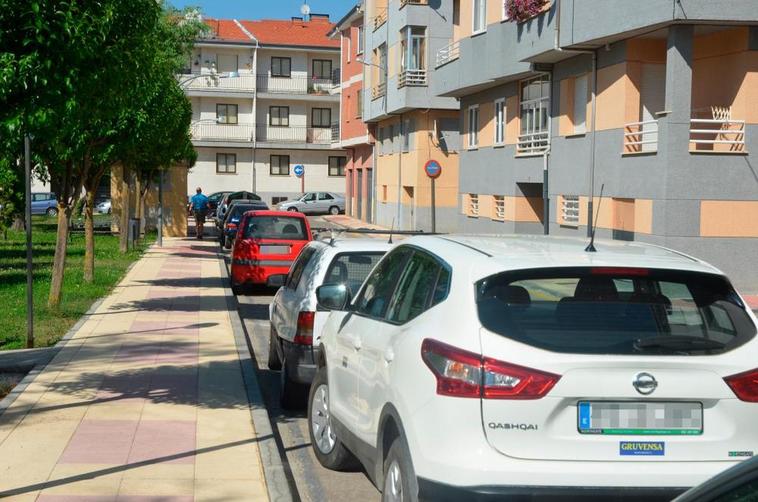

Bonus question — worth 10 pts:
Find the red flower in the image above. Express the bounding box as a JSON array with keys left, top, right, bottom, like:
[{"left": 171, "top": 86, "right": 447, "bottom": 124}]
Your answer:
[{"left": 505, "top": 0, "right": 548, "bottom": 22}]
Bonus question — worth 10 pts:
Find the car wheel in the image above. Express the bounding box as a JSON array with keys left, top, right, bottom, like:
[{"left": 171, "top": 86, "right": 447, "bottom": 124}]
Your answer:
[
  {"left": 231, "top": 284, "right": 243, "bottom": 296},
  {"left": 382, "top": 436, "right": 419, "bottom": 502},
  {"left": 224, "top": 236, "right": 232, "bottom": 249},
  {"left": 308, "top": 367, "right": 358, "bottom": 470},
  {"left": 267, "top": 326, "right": 282, "bottom": 370},
  {"left": 46, "top": 207, "right": 58, "bottom": 217},
  {"left": 280, "top": 356, "right": 307, "bottom": 409},
  {"left": 107, "top": 208, "right": 111, "bottom": 214},
  {"left": 329, "top": 206, "right": 340, "bottom": 215},
  {"left": 288, "top": 207, "right": 298, "bottom": 212}
]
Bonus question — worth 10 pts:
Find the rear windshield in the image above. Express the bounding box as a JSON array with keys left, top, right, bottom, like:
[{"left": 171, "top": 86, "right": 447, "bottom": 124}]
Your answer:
[
  {"left": 476, "top": 267, "right": 756, "bottom": 355},
  {"left": 228, "top": 205, "right": 255, "bottom": 221},
  {"left": 243, "top": 216, "right": 307, "bottom": 240},
  {"left": 324, "top": 252, "right": 385, "bottom": 295}
]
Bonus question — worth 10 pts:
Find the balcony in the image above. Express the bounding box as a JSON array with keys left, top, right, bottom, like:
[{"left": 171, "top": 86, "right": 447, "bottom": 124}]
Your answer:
[
  {"left": 400, "top": 0, "right": 428, "bottom": 6},
  {"left": 191, "top": 123, "right": 253, "bottom": 143},
  {"left": 255, "top": 125, "right": 331, "bottom": 145},
  {"left": 178, "top": 73, "right": 256, "bottom": 93},
  {"left": 398, "top": 69, "right": 427, "bottom": 88},
  {"left": 373, "top": 9, "right": 387, "bottom": 30},
  {"left": 435, "top": 40, "right": 460, "bottom": 68},
  {"left": 256, "top": 75, "right": 335, "bottom": 96},
  {"left": 516, "top": 131, "right": 550, "bottom": 156},
  {"left": 331, "top": 122, "right": 340, "bottom": 143},
  {"left": 623, "top": 119, "right": 659, "bottom": 153},
  {"left": 372, "top": 82, "right": 387, "bottom": 100},
  {"left": 690, "top": 118, "right": 746, "bottom": 153}
]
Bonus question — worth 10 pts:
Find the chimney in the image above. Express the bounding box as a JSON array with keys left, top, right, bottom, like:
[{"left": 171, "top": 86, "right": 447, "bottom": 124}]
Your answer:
[
  {"left": 291, "top": 16, "right": 303, "bottom": 23},
  {"left": 309, "top": 14, "right": 330, "bottom": 23}
]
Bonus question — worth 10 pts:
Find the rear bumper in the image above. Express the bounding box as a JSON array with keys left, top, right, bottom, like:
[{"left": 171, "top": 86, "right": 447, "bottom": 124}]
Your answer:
[
  {"left": 417, "top": 479, "right": 685, "bottom": 502},
  {"left": 282, "top": 340, "right": 318, "bottom": 385},
  {"left": 231, "top": 263, "right": 291, "bottom": 286}
]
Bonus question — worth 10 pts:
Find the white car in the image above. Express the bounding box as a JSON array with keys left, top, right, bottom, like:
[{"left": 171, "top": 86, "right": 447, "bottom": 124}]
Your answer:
[
  {"left": 308, "top": 235, "right": 758, "bottom": 501},
  {"left": 269, "top": 238, "right": 391, "bottom": 408}
]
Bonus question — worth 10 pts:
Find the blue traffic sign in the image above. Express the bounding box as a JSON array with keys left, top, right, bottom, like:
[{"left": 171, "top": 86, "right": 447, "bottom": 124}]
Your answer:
[
  {"left": 293, "top": 164, "right": 305, "bottom": 177},
  {"left": 424, "top": 159, "right": 442, "bottom": 179}
]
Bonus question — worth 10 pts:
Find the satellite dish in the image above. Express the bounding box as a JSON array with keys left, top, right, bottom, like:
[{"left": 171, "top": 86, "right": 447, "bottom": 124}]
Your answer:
[{"left": 300, "top": 3, "right": 311, "bottom": 17}]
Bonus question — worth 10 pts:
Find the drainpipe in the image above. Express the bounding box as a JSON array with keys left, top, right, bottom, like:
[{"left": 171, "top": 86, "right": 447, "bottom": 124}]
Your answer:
[
  {"left": 235, "top": 19, "right": 259, "bottom": 194},
  {"left": 397, "top": 112, "right": 403, "bottom": 229}
]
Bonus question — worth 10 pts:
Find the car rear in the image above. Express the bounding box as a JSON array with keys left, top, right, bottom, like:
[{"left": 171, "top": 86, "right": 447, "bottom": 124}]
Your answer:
[
  {"left": 414, "top": 264, "right": 758, "bottom": 498},
  {"left": 230, "top": 210, "right": 311, "bottom": 287}
]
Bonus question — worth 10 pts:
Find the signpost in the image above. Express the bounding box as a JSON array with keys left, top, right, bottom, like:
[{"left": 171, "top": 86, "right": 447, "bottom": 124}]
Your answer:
[
  {"left": 424, "top": 159, "right": 442, "bottom": 233},
  {"left": 294, "top": 164, "right": 305, "bottom": 193}
]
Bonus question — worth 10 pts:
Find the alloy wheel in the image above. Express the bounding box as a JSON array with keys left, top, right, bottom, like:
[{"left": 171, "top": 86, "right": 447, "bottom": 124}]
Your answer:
[
  {"left": 384, "top": 459, "right": 403, "bottom": 502},
  {"left": 310, "top": 383, "right": 336, "bottom": 454}
]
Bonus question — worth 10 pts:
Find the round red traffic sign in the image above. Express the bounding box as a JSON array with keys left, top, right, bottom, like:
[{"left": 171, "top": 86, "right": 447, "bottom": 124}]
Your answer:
[{"left": 424, "top": 159, "right": 442, "bottom": 179}]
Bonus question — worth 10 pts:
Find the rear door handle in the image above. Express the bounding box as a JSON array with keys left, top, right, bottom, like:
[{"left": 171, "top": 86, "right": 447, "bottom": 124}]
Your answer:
[
  {"left": 352, "top": 336, "right": 362, "bottom": 351},
  {"left": 384, "top": 348, "right": 394, "bottom": 364}
]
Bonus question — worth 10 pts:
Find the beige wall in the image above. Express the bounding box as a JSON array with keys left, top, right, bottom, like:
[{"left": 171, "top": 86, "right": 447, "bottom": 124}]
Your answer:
[{"left": 701, "top": 200, "right": 758, "bottom": 237}]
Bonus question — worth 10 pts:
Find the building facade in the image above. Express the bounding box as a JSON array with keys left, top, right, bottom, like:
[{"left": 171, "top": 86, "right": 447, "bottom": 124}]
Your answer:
[
  {"left": 432, "top": 0, "right": 758, "bottom": 292},
  {"left": 181, "top": 15, "right": 347, "bottom": 206}
]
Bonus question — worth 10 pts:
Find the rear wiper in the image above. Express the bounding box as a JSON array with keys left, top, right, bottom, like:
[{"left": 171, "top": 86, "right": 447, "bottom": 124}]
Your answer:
[{"left": 634, "top": 335, "right": 725, "bottom": 352}]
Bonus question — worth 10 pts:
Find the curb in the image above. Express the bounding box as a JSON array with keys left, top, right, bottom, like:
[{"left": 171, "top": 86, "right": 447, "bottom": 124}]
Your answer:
[{"left": 218, "top": 254, "right": 296, "bottom": 502}]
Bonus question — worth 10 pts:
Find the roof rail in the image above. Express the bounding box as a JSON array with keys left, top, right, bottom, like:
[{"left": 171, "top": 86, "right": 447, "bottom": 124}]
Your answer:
[{"left": 311, "top": 227, "right": 445, "bottom": 245}]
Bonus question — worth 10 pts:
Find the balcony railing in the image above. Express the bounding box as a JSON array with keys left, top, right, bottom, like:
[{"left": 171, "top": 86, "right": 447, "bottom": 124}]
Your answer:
[
  {"left": 516, "top": 131, "right": 549, "bottom": 155},
  {"left": 255, "top": 125, "right": 331, "bottom": 145},
  {"left": 331, "top": 68, "right": 341, "bottom": 88},
  {"left": 400, "top": 0, "right": 428, "bottom": 6},
  {"left": 374, "top": 9, "right": 387, "bottom": 30},
  {"left": 398, "top": 69, "right": 427, "bottom": 88},
  {"left": 331, "top": 122, "right": 340, "bottom": 143},
  {"left": 435, "top": 40, "right": 460, "bottom": 68},
  {"left": 623, "top": 119, "right": 659, "bottom": 153},
  {"left": 689, "top": 118, "right": 745, "bottom": 152},
  {"left": 191, "top": 123, "right": 254, "bottom": 142},
  {"left": 256, "top": 75, "right": 334, "bottom": 95},
  {"left": 372, "top": 81, "right": 387, "bottom": 99},
  {"left": 178, "top": 73, "right": 257, "bottom": 92}
]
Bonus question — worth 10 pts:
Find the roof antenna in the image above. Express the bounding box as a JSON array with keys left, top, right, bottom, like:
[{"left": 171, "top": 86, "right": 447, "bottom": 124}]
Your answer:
[
  {"left": 329, "top": 228, "right": 336, "bottom": 246},
  {"left": 585, "top": 183, "right": 604, "bottom": 253},
  {"left": 388, "top": 218, "right": 395, "bottom": 244}
]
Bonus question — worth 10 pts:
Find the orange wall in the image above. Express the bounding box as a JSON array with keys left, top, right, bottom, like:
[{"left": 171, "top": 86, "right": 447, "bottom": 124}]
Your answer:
[{"left": 701, "top": 201, "right": 758, "bottom": 237}]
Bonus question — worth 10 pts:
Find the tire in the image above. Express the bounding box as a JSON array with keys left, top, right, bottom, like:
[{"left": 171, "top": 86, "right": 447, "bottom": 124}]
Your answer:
[
  {"left": 224, "top": 236, "right": 232, "bottom": 249},
  {"left": 280, "top": 356, "right": 307, "bottom": 409},
  {"left": 231, "top": 284, "right": 243, "bottom": 296},
  {"left": 288, "top": 207, "right": 298, "bottom": 212},
  {"left": 328, "top": 206, "right": 340, "bottom": 215},
  {"left": 267, "top": 326, "right": 282, "bottom": 370},
  {"left": 382, "top": 436, "right": 419, "bottom": 502},
  {"left": 308, "top": 367, "right": 358, "bottom": 470},
  {"left": 46, "top": 207, "right": 58, "bottom": 217}
]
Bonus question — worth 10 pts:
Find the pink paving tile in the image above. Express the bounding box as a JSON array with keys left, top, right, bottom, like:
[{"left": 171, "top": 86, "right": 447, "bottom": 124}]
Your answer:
[
  {"left": 114, "top": 343, "right": 162, "bottom": 364},
  {"left": 156, "top": 342, "right": 199, "bottom": 364},
  {"left": 148, "top": 373, "right": 198, "bottom": 404},
  {"left": 96, "top": 373, "right": 151, "bottom": 401},
  {"left": 38, "top": 496, "right": 116, "bottom": 502},
  {"left": 129, "top": 321, "right": 167, "bottom": 333},
  {"left": 58, "top": 420, "right": 138, "bottom": 464},
  {"left": 127, "top": 420, "right": 197, "bottom": 465},
  {"left": 118, "top": 497, "right": 193, "bottom": 502}
]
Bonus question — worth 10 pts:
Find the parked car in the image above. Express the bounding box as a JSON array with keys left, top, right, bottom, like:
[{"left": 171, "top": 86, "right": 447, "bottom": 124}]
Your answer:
[
  {"left": 31, "top": 192, "right": 57, "bottom": 216},
  {"left": 95, "top": 199, "right": 111, "bottom": 214},
  {"left": 216, "top": 191, "right": 261, "bottom": 224},
  {"left": 269, "top": 238, "right": 391, "bottom": 408},
  {"left": 230, "top": 210, "right": 311, "bottom": 294},
  {"left": 674, "top": 455, "right": 758, "bottom": 502},
  {"left": 277, "top": 192, "right": 345, "bottom": 215},
  {"left": 207, "top": 191, "right": 231, "bottom": 218},
  {"left": 219, "top": 199, "right": 269, "bottom": 249},
  {"left": 309, "top": 235, "right": 758, "bottom": 501}
]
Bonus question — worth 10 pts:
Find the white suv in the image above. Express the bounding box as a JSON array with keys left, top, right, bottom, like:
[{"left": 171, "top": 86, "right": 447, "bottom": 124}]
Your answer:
[
  {"left": 269, "top": 238, "right": 390, "bottom": 408},
  {"left": 308, "top": 235, "right": 758, "bottom": 501}
]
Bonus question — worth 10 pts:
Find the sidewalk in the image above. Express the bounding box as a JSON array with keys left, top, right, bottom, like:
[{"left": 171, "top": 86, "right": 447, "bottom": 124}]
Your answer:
[
  {"left": 0, "top": 239, "right": 270, "bottom": 501},
  {"left": 322, "top": 215, "right": 387, "bottom": 232}
]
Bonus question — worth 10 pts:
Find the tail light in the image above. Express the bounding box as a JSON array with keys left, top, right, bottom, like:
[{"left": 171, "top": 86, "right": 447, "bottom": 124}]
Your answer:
[
  {"left": 421, "top": 338, "right": 560, "bottom": 400},
  {"left": 294, "top": 311, "right": 315, "bottom": 345},
  {"left": 226, "top": 222, "right": 237, "bottom": 230},
  {"left": 724, "top": 368, "right": 758, "bottom": 402}
]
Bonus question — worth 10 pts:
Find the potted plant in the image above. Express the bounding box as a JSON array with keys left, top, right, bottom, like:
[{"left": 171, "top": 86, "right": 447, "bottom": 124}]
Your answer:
[{"left": 504, "top": 0, "right": 549, "bottom": 23}]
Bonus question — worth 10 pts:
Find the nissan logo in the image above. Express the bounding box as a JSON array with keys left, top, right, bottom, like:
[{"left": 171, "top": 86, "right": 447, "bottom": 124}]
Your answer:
[{"left": 633, "top": 372, "right": 658, "bottom": 395}]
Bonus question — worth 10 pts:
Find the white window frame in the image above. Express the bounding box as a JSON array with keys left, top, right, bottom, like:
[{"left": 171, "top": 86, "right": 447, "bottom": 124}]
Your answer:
[
  {"left": 573, "top": 74, "right": 588, "bottom": 134},
  {"left": 502, "top": 0, "right": 510, "bottom": 21},
  {"left": 561, "top": 195, "right": 580, "bottom": 226},
  {"left": 518, "top": 73, "right": 551, "bottom": 154},
  {"left": 469, "top": 193, "right": 479, "bottom": 217},
  {"left": 494, "top": 98, "right": 506, "bottom": 145},
  {"left": 346, "top": 35, "right": 351, "bottom": 63},
  {"left": 357, "top": 26, "right": 364, "bottom": 55},
  {"left": 472, "top": 0, "right": 487, "bottom": 34},
  {"left": 467, "top": 105, "right": 479, "bottom": 149},
  {"left": 494, "top": 195, "right": 505, "bottom": 219}
]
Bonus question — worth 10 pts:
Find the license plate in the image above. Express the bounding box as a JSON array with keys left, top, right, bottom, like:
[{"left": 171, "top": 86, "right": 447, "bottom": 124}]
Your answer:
[
  {"left": 578, "top": 401, "right": 703, "bottom": 435},
  {"left": 260, "top": 245, "right": 289, "bottom": 254}
]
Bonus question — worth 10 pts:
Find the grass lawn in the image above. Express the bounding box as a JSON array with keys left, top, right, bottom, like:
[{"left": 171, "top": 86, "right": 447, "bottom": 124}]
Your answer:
[{"left": 0, "top": 215, "right": 154, "bottom": 350}]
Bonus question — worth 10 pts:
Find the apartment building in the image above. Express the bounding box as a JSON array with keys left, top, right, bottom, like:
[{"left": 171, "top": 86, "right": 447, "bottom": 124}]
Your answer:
[
  {"left": 180, "top": 15, "right": 346, "bottom": 205},
  {"left": 329, "top": 4, "right": 375, "bottom": 223},
  {"left": 361, "top": 0, "right": 461, "bottom": 232},
  {"left": 432, "top": 0, "right": 758, "bottom": 291}
]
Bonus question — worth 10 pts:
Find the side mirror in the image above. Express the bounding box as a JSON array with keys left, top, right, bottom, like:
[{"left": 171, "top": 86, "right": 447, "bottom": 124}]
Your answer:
[
  {"left": 266, "top": 274, "right": 286, "bottom": 288},
  {"left": 317, "top": 283, "right": 351, "bottom": 311}
]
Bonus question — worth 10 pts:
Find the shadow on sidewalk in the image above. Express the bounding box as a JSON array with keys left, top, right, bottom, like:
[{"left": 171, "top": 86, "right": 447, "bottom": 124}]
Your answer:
[
  {"left": 106, "top": 295, "right": 230, "bottom": 313},
  {"left": 136, "top": 277, "right": 227, "bottom": 289}
]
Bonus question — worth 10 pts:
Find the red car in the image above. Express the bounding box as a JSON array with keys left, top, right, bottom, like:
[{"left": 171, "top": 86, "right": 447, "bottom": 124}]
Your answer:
[{"left": 230, "top": 210, "right": 312, "bottom": 293}]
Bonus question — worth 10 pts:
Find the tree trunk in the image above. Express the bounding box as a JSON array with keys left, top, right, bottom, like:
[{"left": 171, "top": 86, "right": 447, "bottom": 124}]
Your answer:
[
  {"left": 11, "top": 216, "right": 24, "bottom": 231},
  {"left": 83, "top": 190, "right": 96, "bottom": 282},
  {"left": 119, "top": 166, "right": 130, "bottom": 253},
  {"left": 48, "top": 203, "right": 71, "bottom": 308}
]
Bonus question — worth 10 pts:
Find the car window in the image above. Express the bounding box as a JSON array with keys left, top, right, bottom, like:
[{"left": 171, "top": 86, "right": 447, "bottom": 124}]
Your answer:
[
  {"left": 387, "top": 252, "right": 442, "bottom": 324},
  {"left": 431, "top": 266, "right": 451, "bottom": 306},
  {"left": 303, "top": 193, "right": 316, "bottom": 202},
  {"left": 33, "top": 194, "right": 46, "bottom": 202},
  {"left": 318, "top": 192, "right": 333, "bottom": 200},
  {"left": 228, "top": 205, "right": 254, "bottom": 221},
  {"left": 354, "top": 248, "right": 413, "bottom": 319},
  {"left": 713, "top": 479, "right": 758, "bottom": 502},
  {"left": 242, "top": 216, "right": 307, "bottom": 240},
  {"left": 286, "top": 247, "right": 317, "bottom": 290},
  {"left": 324, "top": 252, "right": 385, "bottom": 296},
  {"left": 476, "top": 267, "right": 756, "bottom": 355}
]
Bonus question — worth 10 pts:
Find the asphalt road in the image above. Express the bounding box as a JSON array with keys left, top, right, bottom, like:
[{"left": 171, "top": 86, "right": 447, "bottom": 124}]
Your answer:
[{"left": 224, "top": 215, "right": 381, "bottom": 502}]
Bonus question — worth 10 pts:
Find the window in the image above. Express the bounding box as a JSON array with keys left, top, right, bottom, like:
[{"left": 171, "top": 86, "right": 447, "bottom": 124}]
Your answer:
[
  {"left": 269, "top": 106, "right": 289, "bottom": 127},
  {"left": 357, "top": 26, "right": 364, "bottom": 55},
  {"left": 312, "top": 59, "right": 333, "bottom": 80},
  {"left": 475, "top": 268, "right": 756, "bottom": 355},
  {"left": 387, "top": 252, "right": 445, "bottom": 324},
  {"left": 356, "top": 90, "right": 362, "bottom": 118},
  {"left": 271, "top": 57, "right": 291, "bottom": 77},
  {"left": 402, "top": 119, "right": 412, "bottom": 152},
  {"left": 493, "top": 195, "right": 505, "bottom": 220},
  {"left": 286, "top": 247, "right": 317, "bottom": 289},
  {"left": 325, "top": 252, "right": 385, "bottom": 296},
  {"left": 270, "top": 155, "right": 290, "bottom": 176},
  {"left": 216, "top": 153, "right": 237, "bottom": 174},
  {"left": 355, "top": 248, "right": 413, "bottom": 319},
  {"left": 388, "top": 124, "right": 395, "bottom": 153},
  {"left": 469, "top": 193, "right": 479, "bottom": 216},
  {"left": 400, "top": 26, "right": 426, "bottom": 72},
  {"left": 494, "top": 99, "right": 505, "bottom": 145},
  {"left": 329, "top": 157, "right": 347, "bottom": 176},
  {"left": 473, "top": 0, "right": 487, "bottom": 33},
  {"left": 573, "top": 74, "right": 588, "bottom": 134},
  {"left": 382, "top": 185, "right": 388, "bottom": 201},
  {"left": 347, "top": 36, "right": 352, "bottom": 63},
  {"left": 519, "top": 74, "right": 551, "bottom": 153},
  {"left": 561, "top": 195, "right": 580, "bottom": 226},
  {"left": 216, "top": 104, "right": 238, "bottom": 125},
  {"left": 243, "top": 215, "right": 308, "bottom": 240},
  {"left": 378, "top": 44, "right": 388, "bottom": 85},
  {"left": 318, "top": 192, "right": 334, "bottom": 200},
  {"left": 377, "top": 127, "right": 384, "bottom": 155},
  {"left": 271, "top": 196, "right": 289, "bottom": 205},
  {"left": 217, "top": 54, "right": 238, "bottom": 73},
  {"left": 468, "top": 105, "right": 479, "bottom": 149},
  {"left": 312, "top": 108, "right": 332, "bottom": 128}
]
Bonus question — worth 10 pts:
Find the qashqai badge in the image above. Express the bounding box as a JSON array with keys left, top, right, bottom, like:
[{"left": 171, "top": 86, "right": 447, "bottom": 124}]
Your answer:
[{"left": 633, "top": 372, "right": 658, "bottom": 395}]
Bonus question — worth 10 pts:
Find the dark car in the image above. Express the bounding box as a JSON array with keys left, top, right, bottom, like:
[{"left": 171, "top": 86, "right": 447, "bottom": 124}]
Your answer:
[
  {"left": 220, "top": 199, "right": 269, "bottom": 249},
  {"left": 674, "top": 455, "right": 758, "bottom": 501},
  {"left": 206, "top": 191, "right": 230, "bottom": 218},
  {"left": 216, "top": 191, "right": 262, "bottom": 230}
]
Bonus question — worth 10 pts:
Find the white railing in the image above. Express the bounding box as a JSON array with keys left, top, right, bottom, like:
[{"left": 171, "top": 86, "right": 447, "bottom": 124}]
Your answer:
[
  {"left": 400, "top": 0, "right": 428, "bottom": 6},
  {"left": 435, "top": 40, "right": 460, "bottom": 68},
  {"left": 398, "top": 69, "right": 428, "bottom": 88},
  {"left": 178, "top": 73, "right": 256, "bottom": 92},
  {"left": 257, "top": 75, "right": 334, "bottom": 95},
  {"left": 516, "top": 131, "right": 549, "bottom": 155},
  {"left": 331, "top": 122, "right": 340, "bottom": 143},
  {"left": 374, "top": 9, "right": 388, "bottom": 30},
  {"left": 372, "top": 81, "right": 387, "bottom": 99},
  {"left": 689, "top": 118, "right": 745, "bottom": 152},
  {"left": 494, "top": 196, "right": 505, "bottom": 220},
  {"left": 469, "top": 194, "right": 479, "bottom": 217},
  {"left": 623, "top": 119, "right": 658, "bottom": 153},
  {"left": 255, "top": 125, "right": 331, "bottom": 145},
  {"left": 191, "top": 123, "right": 254, "bottom": 142}
]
